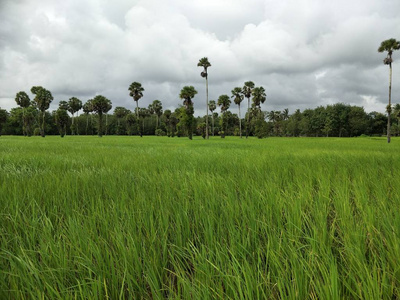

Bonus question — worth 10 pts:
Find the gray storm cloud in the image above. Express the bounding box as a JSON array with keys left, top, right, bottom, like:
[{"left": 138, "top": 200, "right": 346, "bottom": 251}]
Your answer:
[{"left": 1, "top": 0, "right": 399, "bottom": 116}]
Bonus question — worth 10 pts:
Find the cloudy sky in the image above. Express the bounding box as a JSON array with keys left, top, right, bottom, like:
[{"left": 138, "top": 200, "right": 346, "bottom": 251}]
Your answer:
[{"left": 1, "top": 0, "right": 399, "bottom": 116}]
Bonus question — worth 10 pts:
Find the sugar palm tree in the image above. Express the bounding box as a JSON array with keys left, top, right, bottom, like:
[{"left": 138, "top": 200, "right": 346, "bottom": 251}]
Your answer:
[
  {"left": 231, "top": 87, "right": 244, "bottom": 138},
  {"left": 114, "top": 107, "right": 130, "bottom": 135},
  {"left": 0, "top": 108, "right": 8, "bottom": 136},
  {"left": 151, "top": 100, "right": 163, "bottom": 129},
  {"left": 179, "top": 86, "right": 198, "bottom": 140},
  {"left": 217, "top": 94, "right": 231, "bottom": 138},
  {"left": 15, "top": 91, "right": 31, "bottom": 136},
  {"left": 198, "top": 57, "right": 211, "bottom": 139},
  {"left": 378, "top": 38, "right": 400, "bottom": 143},
  {"left": 82, "top": 100, "right": 93, "bottom": 135},
  {"left": 128, "top": 82, "right": 144, "bottom": 116},
  {"left": 67, "top": 97, "right": 82, "bottom": 135},
  {"left": 91, "top": 95, "right": 112, "bottom": 137},
  {"left": 208, "top": 100, "right": 216, "bottom": 136},
  {"left": 242, "top": 81, "right": 255, "bottom": 138},
  {"left": 252, "top": 86, "right": 267, "bottom": 109},
  {"left": 30, "top": 86, "right": 53, "bottom": 137}
]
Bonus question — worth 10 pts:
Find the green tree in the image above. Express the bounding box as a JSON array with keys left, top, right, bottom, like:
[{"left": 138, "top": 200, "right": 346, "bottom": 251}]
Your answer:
[
  {"left": 138, "top": 107, "right": 150, "bottom": 136},
  {"left": 67, "top": 97, "right": 82, "bottom": 135},
  {"left": 128, "top": 82, "right": 144, "bottom": 136},
  {"left": 198, "top": 57, "right": 211, "bottom": 139},
  {"left": 151, "top": 100, "right": 163, "bottom": 129},
  {"left": 252, "top": 86, "right": 266, "bottom": 109},
  {"left": 217, "top": 94, "right": 231, "bottom": 138},
  {"left": 378, "top": 38, "right": 400, "bottom": 143},
  {"left": 91, "top": 95, "right": 112, "bottom": 137},
  {"left": 59, "top": 101, "right": 69, "bottom": 110},
  {"left": 30, "top": 86, "right": 53, "bottom": 137},
  {"left": 242, "top": 81, "right": 255, "bottom": 138},
  {"left": 126, "top": 113, "right": 137, "bottom": 135},
  {"left": 179, "top": 86, "right": 198, "bottom": 140},
  {"left": 15, "top": 91, "right": 31, "bottom": 136},
  {"left": 163, "top": 109, "right": 172, "bottom": 137},
  {"left": 55, "top": 109, "right": 69, "bottom": 137},
  {"left": 82, "top": 100, "right": 93, "bottom": 135},
  {"left": 0, "top": 108, "right": 8, "bottom": 136},
  {"left": 268, "top": 111, "right": 282, "bottom": 136},
  {"left": 231, "top": 87, "right": 244, "bottom": 138},
  {"left": 208, "top": 100, "right": 216, "bottom": 136},
  {"left": 114, "top": 107, "right": 130, "bottom": 135}
]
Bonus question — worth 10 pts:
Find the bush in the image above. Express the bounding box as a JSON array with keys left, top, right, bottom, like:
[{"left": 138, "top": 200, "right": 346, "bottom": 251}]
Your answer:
[{"left": 155, "top": 129, "right": 166, "bottom": 136}]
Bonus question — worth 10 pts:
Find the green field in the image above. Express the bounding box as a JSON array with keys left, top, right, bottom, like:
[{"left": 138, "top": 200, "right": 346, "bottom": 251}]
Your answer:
[{"left": 1, "top": 136, "right": 400, "bottom": 299}]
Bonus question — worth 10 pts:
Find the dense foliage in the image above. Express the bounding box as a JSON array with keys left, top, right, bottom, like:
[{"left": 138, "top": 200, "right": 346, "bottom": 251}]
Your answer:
[{"left": 1, "top": 100, "right": 397, "bottom": 138}]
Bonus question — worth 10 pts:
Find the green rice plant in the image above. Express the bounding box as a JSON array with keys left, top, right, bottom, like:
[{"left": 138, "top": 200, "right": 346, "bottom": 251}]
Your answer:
[{"left": 0, "top": 136, "right": 399, "bottom": 299}]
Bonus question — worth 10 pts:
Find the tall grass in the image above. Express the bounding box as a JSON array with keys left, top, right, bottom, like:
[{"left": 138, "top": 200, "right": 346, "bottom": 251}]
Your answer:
[{"left": 1, "top": 136, "right": 399, "bottom": 299}]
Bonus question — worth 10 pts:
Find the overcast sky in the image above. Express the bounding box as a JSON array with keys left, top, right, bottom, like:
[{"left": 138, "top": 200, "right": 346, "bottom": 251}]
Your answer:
[{"left": 1, "top": 0, "right": 400, "bottom": 117}]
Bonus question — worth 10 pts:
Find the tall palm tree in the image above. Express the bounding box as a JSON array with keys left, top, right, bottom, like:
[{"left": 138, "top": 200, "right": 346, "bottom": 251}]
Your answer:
[
  {"left": 15, "top": 91, "right": 31, "bottom": 137},
  {"left": 179, "top": 86, "right": 198, "bottom": 140},
  {"left": 378, "top": 38, "right": 400, "bottom": 143},
  {"left": 128, "top": 82, "right": 144, "bottom": 136},
  {"left": 91, "top": 95, "right": 112, "bottom": 137},
  {"left": 67, "top": 97, "right": 82, "bottom": 135},
  {"left": 0, "top": 108, "right": 7, "bottom": 136},
  {"left": 151, "top": 100, "right": 163, "bottom": 129},
  {"left": 242, "top": 81, "right": 255, "bottom": 138},
  {"left": 198, "top": 57, "right": 211, "bottom": 139},
  {"left": 208, "top": 100, "right": 216, "bottom": 136},
  {"left": 114, "top": 107, "right": 130, "bottom": 135},
  {"left": 252, "top": 86, "right": 267, "bottom": 109},
  {"left": 217, "top": 94, "right": 231, "bottom": 138},
  {"left": 30, "top": 86, "right": 53, "bottom": 137},
  {"left": 82, "top": 100, "right": 93, "bottom": 135},
  {"left": 231, "top": 87, "right": 244, "bottom": 138}
]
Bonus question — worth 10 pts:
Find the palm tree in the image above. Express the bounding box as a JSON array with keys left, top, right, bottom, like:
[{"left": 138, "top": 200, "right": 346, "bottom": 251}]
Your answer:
[
  {"left": 217, "top": 94, "right": 231, "bottom": 138},
  {"left": 91, "top": 95, "right": 112, "bottom": 137},
  {"left": 231, "top": 87, "right": 244, "bottom": 138},
  {"left": 198, "top": 57, "right": 211, "bottom": 139},
  {"left": 268, "top": 110, "right": 281, "bottom": 135},
  {"left": 179, "top": 86, "right": 198, "bottom": 140},
  {"left": 242, "top": 81, "right": 255, "bottom": 138},
  {"left": 252, "top": 86, "right": 267, "bottom": 109},
  {"left": 82, "top": 100, "right": 93, "bottom": 135},
  {"left": 151, "top": 100, "right": 163, "bottom": 129},
  {"left": 378, "top": 38, "right": 400, "bottom": 143},
  {"left": 138, "top": 107, "right": 150, "bottom": 135},
  {"left": 30, "top": 86, "right": 53, "bottom": 137},
  {"left": 0, "top": 108, "right": 8, "bottom": 136},
  {"left": 55, "top": 108, "right": 69, "bottom": 137},
  {"left": 67, "top": 97, "right": 82, "bottom": 135},
  {"left": 114, "top": 107, "right": 130, "bottom": 135},
  {"left": 15, "top": 91, "right": 31, "bottom": 137},
  {"left": 208, "top": 100, "right": 216, "bottom": 136},
  {"left": 128, "top": 82, "right": 144, "bottom": 136}
]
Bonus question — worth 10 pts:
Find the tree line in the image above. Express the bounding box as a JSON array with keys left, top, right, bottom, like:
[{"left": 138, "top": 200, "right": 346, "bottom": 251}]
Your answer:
[
  {"left": 1, "top": 39, "right": 399, "bottom": 139},
  {"left": 1, "top": 86, "right": 398, "bottom": 138}
]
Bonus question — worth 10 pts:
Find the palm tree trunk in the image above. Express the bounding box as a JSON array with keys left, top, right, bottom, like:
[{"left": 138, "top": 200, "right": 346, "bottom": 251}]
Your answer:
[
  {"left": 239, "top": 104, "right": 242, "bottom": 138},
  {"left": 86, "top": 115, "right": 89, "bottom": 135},
  {"left": 211, "top": 113, "right": 214, "bottom": 136},
  {"left": 72, "top": 113, "right": 75, "bottom": 135},
  {"left": 41, "top": 111, "right": 45, "bottom": 137},
  {"left": 246, "top": 97, "right": 250, "bottom": 138},
  {"left": 388, "top": 62, "right": 392, "bottom": 143},
  {"left": 98, "top": 113, "right": 103, "bottom": 137},
  {"left": 156, "top": 115, "right": 158, "bottom": 130},
  {"left": 206, "top": 77, "right": 209, "bottom": 139},
  {"left": 105, "top": 113, "right": 108, "bottom": 136}
]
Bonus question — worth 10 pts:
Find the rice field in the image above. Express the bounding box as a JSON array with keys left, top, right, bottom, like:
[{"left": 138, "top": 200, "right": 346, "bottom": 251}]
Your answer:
[{"left": 1, "top": 136, "right": 399, "bottom": 299}]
